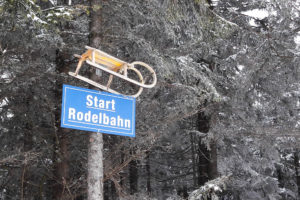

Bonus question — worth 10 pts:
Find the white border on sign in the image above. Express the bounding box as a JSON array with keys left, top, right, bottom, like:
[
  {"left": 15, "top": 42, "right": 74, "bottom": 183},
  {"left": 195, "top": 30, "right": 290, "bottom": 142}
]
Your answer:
[{"left": 62, "top": 85, "right": 135, "bottom": 136}]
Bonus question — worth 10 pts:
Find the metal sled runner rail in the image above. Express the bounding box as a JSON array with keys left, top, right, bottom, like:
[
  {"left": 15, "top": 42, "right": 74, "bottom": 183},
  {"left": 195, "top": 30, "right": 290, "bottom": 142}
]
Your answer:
[{"left": 69, "top": 46, "right": 157, "bottom": 97}]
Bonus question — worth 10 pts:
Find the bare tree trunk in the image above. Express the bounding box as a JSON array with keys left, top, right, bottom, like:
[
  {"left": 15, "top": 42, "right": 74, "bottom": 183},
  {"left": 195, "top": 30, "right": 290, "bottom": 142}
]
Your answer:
[
  {"left": 146, "top": 153, "right": 151, "bottom": 194},
  {"left": 21, "top": 117, "right": 33, "bottom": 200},
  {"left": 197, "top": 142, "right": 209, "bottom": 186},
  {"left": 294, "top": 152, "right": 300, "bottom": 197},
  {"left": 129, "top": 159, "right": 138, "bottom": 194},
  {"left": 208, "top": 140, "right": 218, "bottom": 179},
  {"left": 197, "top": 112, "right": 210, "bottom": 186},
  {"left": 88, "top": 0, "right": 104, "bottom": 199},
  {"left": 52, "top": 76, "right": 70, "bottom": 200},
  {"left": 88, "top": 132, "right": 104, "bottom": 200},
  {"left": 53, "top": 130, "right": 70, "bottom": 200},
  {"left": 190, "top": 133, "right": 197, "bottom": 187}
]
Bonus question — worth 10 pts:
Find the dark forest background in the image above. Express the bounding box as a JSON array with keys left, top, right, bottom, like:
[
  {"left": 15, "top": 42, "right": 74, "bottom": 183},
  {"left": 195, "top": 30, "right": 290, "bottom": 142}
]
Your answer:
[{"left": 1, "top": 0, "right": 300, "bottom": 199}]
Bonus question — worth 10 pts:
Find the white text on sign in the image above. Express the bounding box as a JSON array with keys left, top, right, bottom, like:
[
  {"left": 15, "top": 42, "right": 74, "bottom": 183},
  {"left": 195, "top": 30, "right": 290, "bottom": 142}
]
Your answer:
[{"left": 61, "top": 84, "right": 135, "bottom": 137}]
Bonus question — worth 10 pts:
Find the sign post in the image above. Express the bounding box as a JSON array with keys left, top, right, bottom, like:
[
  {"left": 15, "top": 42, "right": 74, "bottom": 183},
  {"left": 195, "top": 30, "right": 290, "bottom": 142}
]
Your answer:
[
  {"left": 61, "top": 84, "right": 136, "bottom": 137},
  {"left": 61, "top": 84, "right": 136, "bottom": 199}
]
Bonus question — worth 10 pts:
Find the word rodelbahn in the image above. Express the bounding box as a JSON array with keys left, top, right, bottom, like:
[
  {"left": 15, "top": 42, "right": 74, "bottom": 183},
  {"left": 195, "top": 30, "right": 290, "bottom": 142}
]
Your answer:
[{"left": 68, "top": 94, "right": 131, "bottom": 129}]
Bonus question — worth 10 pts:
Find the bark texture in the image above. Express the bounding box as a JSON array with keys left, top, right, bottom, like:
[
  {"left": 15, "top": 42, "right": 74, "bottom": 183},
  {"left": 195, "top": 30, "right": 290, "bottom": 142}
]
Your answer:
[
  {"left": 88, "top": 0, "right": 104, "bottom": 199},
  {"left": 88, "top": 132, "right": 104, "bottom": 200}
]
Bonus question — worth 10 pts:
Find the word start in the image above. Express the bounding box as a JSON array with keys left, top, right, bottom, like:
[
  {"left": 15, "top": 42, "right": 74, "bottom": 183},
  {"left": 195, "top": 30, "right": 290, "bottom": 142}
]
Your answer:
[{"left": 68, "top": 95, "right": 131, "bottom": 128}]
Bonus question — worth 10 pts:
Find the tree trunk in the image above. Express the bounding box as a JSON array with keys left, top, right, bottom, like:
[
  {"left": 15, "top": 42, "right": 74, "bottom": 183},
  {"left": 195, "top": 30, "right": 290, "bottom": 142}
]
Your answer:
[
  {"left": 88, "top": 132, "right": 104, "bottom": 200},
  {"left": 208, "top": 140, "right": 218, "bottom": 179},
  {"left": 294, "top": 152, "right": 300, "bottom": 197},
  {"left": 146, "top": 154, "right": 151, "bottom": 194},
  {"left": 21, "top": 117, "right": 33, "bottom": 200},
  {"left": 190, "top": 133, "right": 197, "bottom": 187},
  {"left": 197, "top": 112, "right": 210, "bottom": 186},
  {"left": 88, "top": 1, "right": 104, "bottom": 199},
  {"left": 197, "top": 142, "right": 209, "bottom": 186},
  {"left": 53, "top": 130, "right": 70, "bottom": 200},
  {"left": 129, "top": 159, "right": 138, "bottom": 194},
  {"left": 52, "top": 73, "right": 70, "bottom": 199}
]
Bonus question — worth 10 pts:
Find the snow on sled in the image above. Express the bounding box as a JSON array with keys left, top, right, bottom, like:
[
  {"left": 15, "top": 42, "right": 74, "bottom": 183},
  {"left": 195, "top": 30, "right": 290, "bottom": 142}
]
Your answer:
[{"left": 69, "top": 46, "right": 157, "bottom": 97}]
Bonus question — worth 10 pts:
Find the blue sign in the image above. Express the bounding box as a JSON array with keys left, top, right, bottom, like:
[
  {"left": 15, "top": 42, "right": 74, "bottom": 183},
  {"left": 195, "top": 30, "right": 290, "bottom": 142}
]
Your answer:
[{"left": 61, "top": 84, "right": 135, "bottom": 137}]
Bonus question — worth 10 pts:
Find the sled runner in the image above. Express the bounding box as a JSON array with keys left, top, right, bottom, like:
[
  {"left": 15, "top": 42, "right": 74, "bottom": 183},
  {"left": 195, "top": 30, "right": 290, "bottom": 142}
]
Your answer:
[{"left": 69, "top": 46, "right": 157, "bottom": 97}]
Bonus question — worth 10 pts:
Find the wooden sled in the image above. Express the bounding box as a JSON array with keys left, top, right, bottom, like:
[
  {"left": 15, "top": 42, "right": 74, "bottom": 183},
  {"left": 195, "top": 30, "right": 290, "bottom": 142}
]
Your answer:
[{"left": 69, "top": 46, "right": 157, "bottom": 98}]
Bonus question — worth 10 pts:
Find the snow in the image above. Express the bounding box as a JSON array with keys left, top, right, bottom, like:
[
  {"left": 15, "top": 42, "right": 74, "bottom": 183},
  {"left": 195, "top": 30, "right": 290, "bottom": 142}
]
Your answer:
[
  {"left": 44, "top": 158, "right": 53, "bottom": 165},
  {"left": 210, "top": 0, "right": 219, "bottom": 7},
  {"left": 228, "top": 7, "right": 239, "bottom": 12},
  {"left": 249, "top": 18, "right": 259, "bottom": 27},
  {"left": 257, "top": 92, "right": 262, "bottom": 97},
  {"left": 242, "top": 9, "right": 269, "bottom": 20},
  {"left": 218, "top": 112, "right": 226, "bottom": 116},
  {"left": 46, "top": 10, "right": 71, "bottom": 18},
  {"left": 295, "top": 34, "right": 300, "bottom": 44},
  {"left": 49, "top": 0, "right": 57, "bottom": 6},
  {"left": 230, "top": 54, "right": 237, "bottom": 60},
  {"left": 56, "top": 7, "right": 68, "bottom": 12},
  {"left": 27, "top": 13, "right": 47, "bottom": 24},
  {"left": 1, "top": 72, "right": 9, "bottom": 79},
  {"left": 280, "top": 153, "right": 293, "bottom": 160},
  {"left": 237, "top": 64, "right": 245, "bottom": 71},
  {"left": 252, "top": 100, "right": 262, "bottom": 108},
  {"left": 207, "top": 183, "right": 222, "bottom": 192},
  {"left": 279, "top": 188, "right": 287, "bottom": 194},
  {"left": 282, "top": 92, "right": 292, "bottom": 97},
  {"left": 0, "top": 98, "right": 13, "bottom": 119},
  {"left": 276, "top": 137, "right": 296, "bottom": 143},
  {"left": 296, "top": 101, "right": 300, "bottom": 108},
  {"left": 0, "top": 97, "right": 8, "bottom": 108},
  {"left": 6, "top": 110, "right": 14, "bottom": 119},
  {"left": 35, "top": 33, "right": 51, "bottom": 39},
  {"left": 295, "top": 121, "right": 300, "bottom": 128},
  {"left": 28, "top": 0, "right": 36, "bottom": 6},
  {"left": 293, "top": 12, "right": 299, "bottom": 18},
  {"left": 0, "top": 72, "right": 11, "bottom": 82},
  {"left": 176, "top": 56, "right": 193, "bottom": 64},
  {"left": 294, "top": 33, "right": 300, "bottom": 48},
  {"left": 245, "top": 138, "right": 254, "bottom": 143}
]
